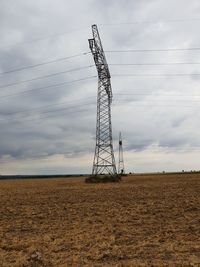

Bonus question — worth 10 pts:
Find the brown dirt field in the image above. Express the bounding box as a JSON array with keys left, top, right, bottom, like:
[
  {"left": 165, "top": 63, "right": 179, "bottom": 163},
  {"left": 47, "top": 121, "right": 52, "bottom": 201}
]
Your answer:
[{"left": 0, "top": 174, "right": 200, "bottom": 267}]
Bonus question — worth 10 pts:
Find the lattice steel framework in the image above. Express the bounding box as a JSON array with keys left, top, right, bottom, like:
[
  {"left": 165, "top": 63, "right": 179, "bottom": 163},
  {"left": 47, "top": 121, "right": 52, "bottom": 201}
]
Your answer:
[
  {"left": 89, "top": 24, "right": 117, "bottom": 175},
  {"left": 118, "top": 132, "right": 125, "bottom": 174}
]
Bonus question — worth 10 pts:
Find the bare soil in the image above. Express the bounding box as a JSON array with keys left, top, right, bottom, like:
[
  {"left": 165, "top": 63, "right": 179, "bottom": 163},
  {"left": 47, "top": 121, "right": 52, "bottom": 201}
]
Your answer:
[{"left": 0, "top": 173, "right": 200, "bottom": 266}]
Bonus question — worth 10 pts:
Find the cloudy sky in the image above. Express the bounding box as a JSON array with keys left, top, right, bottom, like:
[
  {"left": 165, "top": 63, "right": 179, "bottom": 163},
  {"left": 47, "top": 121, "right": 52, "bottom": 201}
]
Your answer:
[{"left": 1, "top": 0, "right": 200, "bottom": 174}]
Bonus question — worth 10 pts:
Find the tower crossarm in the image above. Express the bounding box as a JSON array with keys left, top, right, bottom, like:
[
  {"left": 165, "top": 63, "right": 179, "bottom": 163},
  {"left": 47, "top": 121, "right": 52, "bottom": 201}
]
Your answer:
[{"left": 88, "top": 24, "right": 112, "bottom": 100}]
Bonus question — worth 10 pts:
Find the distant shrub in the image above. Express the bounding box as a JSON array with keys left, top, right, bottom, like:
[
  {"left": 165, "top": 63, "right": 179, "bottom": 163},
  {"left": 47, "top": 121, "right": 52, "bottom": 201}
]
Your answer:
[{"left": 85, "top": 174, "right": 121, "bottom": 183}]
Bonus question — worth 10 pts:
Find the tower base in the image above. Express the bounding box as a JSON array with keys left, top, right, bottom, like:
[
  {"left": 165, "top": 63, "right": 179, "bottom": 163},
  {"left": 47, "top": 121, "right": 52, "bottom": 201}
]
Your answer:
[{"left": 85, "top": 174, "right": 121, "bottom": 183}]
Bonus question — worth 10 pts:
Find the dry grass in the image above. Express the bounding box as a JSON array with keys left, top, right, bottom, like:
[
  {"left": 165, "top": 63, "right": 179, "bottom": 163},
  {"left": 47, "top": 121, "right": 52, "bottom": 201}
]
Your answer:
[{"left": 0, "top": 173, "right": 200, "bottom": 266}]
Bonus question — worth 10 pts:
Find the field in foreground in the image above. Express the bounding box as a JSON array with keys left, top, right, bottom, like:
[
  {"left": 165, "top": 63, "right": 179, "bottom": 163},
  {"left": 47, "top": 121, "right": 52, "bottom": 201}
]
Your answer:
[{"left": 0, "top": 173, "right": 200, "bottom": 266}]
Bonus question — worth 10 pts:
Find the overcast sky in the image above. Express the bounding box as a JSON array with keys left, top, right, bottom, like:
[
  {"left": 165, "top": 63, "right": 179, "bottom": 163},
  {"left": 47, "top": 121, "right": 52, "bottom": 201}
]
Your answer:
[{"left": 1, "top": 0, "right": 200, "bottom": 174}]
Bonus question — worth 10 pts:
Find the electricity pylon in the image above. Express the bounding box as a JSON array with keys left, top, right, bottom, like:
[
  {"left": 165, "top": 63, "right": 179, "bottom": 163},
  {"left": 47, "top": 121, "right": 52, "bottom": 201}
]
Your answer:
[
  {"left": 88, "top": 24, "right": 117, "bottom": 175},
  {"left": 118, "top": 132, "right": 125, "bottom": 175}
]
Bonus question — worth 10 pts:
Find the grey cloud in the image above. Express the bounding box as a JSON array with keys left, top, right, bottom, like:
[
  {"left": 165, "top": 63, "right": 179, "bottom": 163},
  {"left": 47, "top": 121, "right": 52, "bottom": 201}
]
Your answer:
[
  {"left": 125, "top": 139, "right": 154, "bottom": 152},
  {"left": 0, "top": 0, "right": 200, "bottom": 174}
]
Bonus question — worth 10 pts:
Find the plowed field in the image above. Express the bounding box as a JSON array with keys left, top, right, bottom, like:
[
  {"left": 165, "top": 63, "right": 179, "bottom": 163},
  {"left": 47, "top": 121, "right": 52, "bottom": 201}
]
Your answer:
[{"left": 0, "top": 173, "right": 200, "bottom": 266}]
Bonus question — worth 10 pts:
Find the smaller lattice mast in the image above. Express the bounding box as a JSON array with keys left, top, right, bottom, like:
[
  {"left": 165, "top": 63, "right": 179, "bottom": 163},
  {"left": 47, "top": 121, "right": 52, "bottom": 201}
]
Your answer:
[{"left": 118, "top": 132, "right": 125, "bottom": 175}]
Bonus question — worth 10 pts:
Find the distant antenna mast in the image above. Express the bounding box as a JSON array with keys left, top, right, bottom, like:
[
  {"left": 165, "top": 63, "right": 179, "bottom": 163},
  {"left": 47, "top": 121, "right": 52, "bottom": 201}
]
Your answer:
[
  {"left": 118, "top": 132, "right": 125, "bottom": 175},
  {"left": 88, "top": 24, "right": 117, "bottom": 175}
]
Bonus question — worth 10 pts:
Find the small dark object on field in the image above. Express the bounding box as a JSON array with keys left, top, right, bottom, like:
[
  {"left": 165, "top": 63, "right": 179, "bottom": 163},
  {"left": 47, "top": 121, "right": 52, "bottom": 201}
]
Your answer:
[
  {"left": 85, "top": 174, "right": 121, "bottom": 183},
  {"left": 22, "top": 251, "right": 53, "bottom": 267}
]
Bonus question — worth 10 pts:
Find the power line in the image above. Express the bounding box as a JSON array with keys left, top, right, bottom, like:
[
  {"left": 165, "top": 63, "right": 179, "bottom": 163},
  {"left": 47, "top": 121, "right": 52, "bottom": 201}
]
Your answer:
[
  {"left": 113, "top": 73, "right": 200, "bottom": 77},
  {"left": 1, "top": 96, "right": 96, "bottom": 118},
  {"left": 0, "top": 104, "right": 198, "bottom": 134},
  {"left": 2, "top": 97, "right": 200, "bottom": 122},
  {"left": 1, "top": 61, "right": 199, "bottom": 92},
  {"left": 115, "top": 98, "right": 200, "bottom": 104},
  {"left": 1, "top": 49, "right": 200, "bottom": 78},
  {"left": 110, "top": 62, "right": 200, "bottom": 66},
  {"left": 113, "top": 103, "right": 200, "bottom": 108},
  {"left": 0, "top": 52, "right": 91, "bottom": 76},
  {"left": 0, "top": 101, "right": 95, "bottom": 124},
  {"left": 99, "top": 18, "right": 200, "bottom": 26},
  {"left": 1, "top": 93, "right": 200, "bottom": 122},
  {"left": 0, "top": 27, "right": 89, "bottom": 50},
  {"left": 1, "top": 90, "right": 200, "bottom": 122},
  {"left": 1, "top": 98, "right": 200, "bottom": 126},
  {"left": 27, "top": 107, "right": 92, "bottom": 124},
  {"left": 114, "top": 98, "right": 200, "bottom": 103},
  {"left": 0, "top": 65, "right": 95, "bottom": 89},
  {"left": 2, "top": 47, "right": 200, "bottom": 77},
  {"left": 10, "top": 103, "right": 200, "bottom": 127},
  {"left": 0, "top": 108, "right": 91, "bottom": 132},
  {"left": 1, "top": 18, "right": 200, "bottom": 51},
  {"left": 105, "top": 47, "right": 200, "bottom": 53},
  {"left": 0, "top": 82, "right": 198, "bottom": 101},
  {"left": 1, "top": 89, "right": 200, "bottom": 115},
  {"left": 0, "top": 76, "right": 96, "bottom": 100},
  {"left": 115, "top": 93, "right": 200, "bottom": 97},
  {"left": 2, "top": 106, "right": 92, "bottom": 127}
]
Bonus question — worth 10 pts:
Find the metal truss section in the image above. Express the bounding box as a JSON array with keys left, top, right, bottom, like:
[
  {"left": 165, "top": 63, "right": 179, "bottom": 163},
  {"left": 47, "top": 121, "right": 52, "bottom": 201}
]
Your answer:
[
  {"left": 118, "top": 132, "right": 125, "bottom": 175},
  {"left": 88, "top": 24, "right": 117, "bottom": 175}
]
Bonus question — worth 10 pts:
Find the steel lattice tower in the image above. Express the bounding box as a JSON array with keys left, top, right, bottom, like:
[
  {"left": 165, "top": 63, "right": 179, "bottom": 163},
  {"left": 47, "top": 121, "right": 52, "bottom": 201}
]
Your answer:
[
  {"left": 89, "top": 24, "right": 117, "bottom": 175},
  {"left": 118, "top": 132, "right": 125, "bottom": 175}
]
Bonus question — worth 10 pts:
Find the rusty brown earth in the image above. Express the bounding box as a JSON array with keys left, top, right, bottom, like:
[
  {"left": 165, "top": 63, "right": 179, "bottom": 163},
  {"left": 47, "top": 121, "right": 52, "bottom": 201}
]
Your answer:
[{"left": 0, "top": 173, "right": 200, "bottom": 266}]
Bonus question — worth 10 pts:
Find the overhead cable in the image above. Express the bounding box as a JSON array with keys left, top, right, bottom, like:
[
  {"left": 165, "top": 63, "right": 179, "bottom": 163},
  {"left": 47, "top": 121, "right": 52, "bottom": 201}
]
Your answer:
[{"left": 0, "top": 52, "right": 91, "bottom": 76}]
